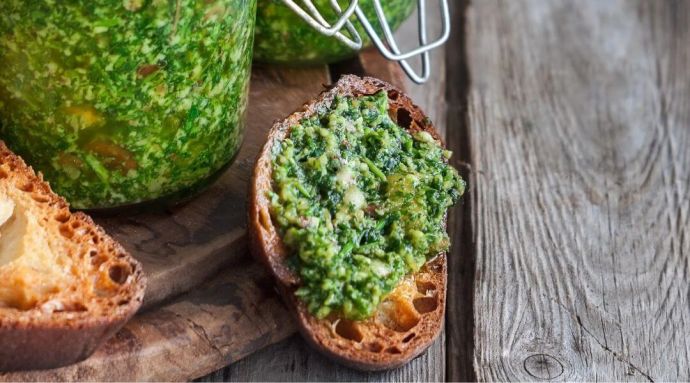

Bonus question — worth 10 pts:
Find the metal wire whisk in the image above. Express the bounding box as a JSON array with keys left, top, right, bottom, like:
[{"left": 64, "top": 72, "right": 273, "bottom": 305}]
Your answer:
[{"left": 280, "top": 0, "right": 450, "bottom": 84}]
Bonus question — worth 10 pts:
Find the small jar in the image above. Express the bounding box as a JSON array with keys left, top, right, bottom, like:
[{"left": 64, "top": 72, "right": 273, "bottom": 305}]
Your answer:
[
  {"left": 0, "top": 0, "right": 256, "bottom": 209},
  {"left": 254, "top": 0, "right": 416, "bottom": 65}
]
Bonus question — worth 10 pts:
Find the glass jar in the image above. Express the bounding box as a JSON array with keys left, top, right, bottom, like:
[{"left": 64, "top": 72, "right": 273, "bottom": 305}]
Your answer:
[
  {"left": 254, "top": 0, "right": 415, "bottom": 65},
  {"left": 0, "top": 0, "right": 256, "bottom": 209}
]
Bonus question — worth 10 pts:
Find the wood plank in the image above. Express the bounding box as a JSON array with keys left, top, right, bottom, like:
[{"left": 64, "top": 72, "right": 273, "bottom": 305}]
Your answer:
[
  {"left": 0, "top": 259, "right": 295, "bottom": 381},
  {"left": 467, "top": 0, "right": 690, "bottom": 380},
  {"left": 207, "top": 334, "right": 445, "bottom": 382},
  {"left": 210, "top": 11, "right": 452, "bottom": 381},
  {"left": 96, "top": 66, "right": 330, "bottom": 308},
  {"left": 445, "top": 0, "right": 475, "bottom": 381}
]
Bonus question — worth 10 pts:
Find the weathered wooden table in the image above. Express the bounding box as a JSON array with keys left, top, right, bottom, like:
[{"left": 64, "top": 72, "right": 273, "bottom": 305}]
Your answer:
[{"left": 203, "top": 0, "right": 690, "bottom": 381}]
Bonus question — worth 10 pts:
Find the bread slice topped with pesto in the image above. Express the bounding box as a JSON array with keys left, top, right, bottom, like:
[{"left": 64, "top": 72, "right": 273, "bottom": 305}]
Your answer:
[
  {"left": 0, "top": 141, "right": 146, "bottom": 371},
  {"left": 249, "top": 75, "right": 465, "bottom": 370}
]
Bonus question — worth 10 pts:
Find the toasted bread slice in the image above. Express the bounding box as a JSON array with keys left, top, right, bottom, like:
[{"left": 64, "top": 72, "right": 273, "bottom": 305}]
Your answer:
[
  {"left": 0, "top": 141, "right": 146, "bottom": 371},
  {"left": 249, "top": 75, "right": 449, "bottom": 370}
]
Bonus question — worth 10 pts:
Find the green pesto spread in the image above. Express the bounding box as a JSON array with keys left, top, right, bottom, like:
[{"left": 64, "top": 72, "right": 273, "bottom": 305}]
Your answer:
[
  {"left": 255, "top": 0, "right": 415, "bottom": 65},
  {"left": 270, "top": 91, "right": 465, "bottom": 320},
  {"left": 0, "top": 0, "right": 256, "bottom": 209}
]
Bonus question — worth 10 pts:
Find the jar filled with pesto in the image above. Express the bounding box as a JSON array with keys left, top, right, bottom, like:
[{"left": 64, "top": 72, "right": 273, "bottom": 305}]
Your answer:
[
  {"left": 0, "top": 0, "right": 256, "bottom": 209},
  {"left": 255, "top": 0, "right": 415, "bottom": 65}
]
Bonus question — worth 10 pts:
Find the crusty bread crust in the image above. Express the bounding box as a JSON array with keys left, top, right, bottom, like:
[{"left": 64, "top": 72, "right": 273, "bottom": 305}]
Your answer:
[
  {"left": 249, "top": 75, "right": 448, "bottom": 371},
  {"left": 0, "top": 141, "right": 146, "bottom": 371}
]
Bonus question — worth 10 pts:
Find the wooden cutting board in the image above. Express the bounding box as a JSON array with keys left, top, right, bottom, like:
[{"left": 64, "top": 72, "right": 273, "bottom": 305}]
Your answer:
[{"left": 0, "top": 50, "right": 405, "bottom": 381}]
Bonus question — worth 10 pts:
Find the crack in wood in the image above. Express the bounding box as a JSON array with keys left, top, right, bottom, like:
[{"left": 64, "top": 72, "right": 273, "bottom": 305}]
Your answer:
[
  {"left": 574, "top": 315, "right": 655, "bottom": 382},
  {"left": 180, "top": 314, "right": 225, "bottom": 360},
  {"left": 547, "top": 294, "right": 654, "bottom": 382}
]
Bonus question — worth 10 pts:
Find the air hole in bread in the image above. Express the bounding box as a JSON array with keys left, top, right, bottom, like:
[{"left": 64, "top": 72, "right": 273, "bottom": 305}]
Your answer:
[
  {"left": 387, "top": 89, "right": 400, "bottom": 101},
  {"left": 416, "top": 280, "right": 437, "bottom": 295},
  {"left": 19, "top": 182, "right": 34, "bottom": 192},
  {"left": 54, "top": 211, "right": 70, "bottom": 223},
  {"left": 31, "top": 193, "right": 50, "bottom": 203},
  {"left": 386, "top": 346, "right": 402, "bottom": 354},
  {"left": 118, "top": 299, "right": 130, "bottom": 306},
  {"left": 396, "top": 108, "right": 413, "bottom": 130},
  {"left": 413, "top": 296, "right": 438, "bottom": 314},
  {"left": 108, "top": 263, "right": 131, "bottom": 285},
  {"left": 402, "top": 333, "right": 416, "bottom": 343},
  {"left": 0, "top": 168, "right": 7, "bottom": 179},
  {"left": 368, "top": 342, "right": 383, "bottom": 353},
  {"left": 71, "top": 302, "right": 88, "bottom": 312},
  {"left": 334, "top": 319, "right": 363, "bottom": 343},
  {"left": 259, "top": 208, "right": 272, "bottom": 232},
  {"left": 59, "top": 224, "right": 74, "bottom": 239},
  {"left": 71, "top": 221, "right": 81, "bottom": 229}
]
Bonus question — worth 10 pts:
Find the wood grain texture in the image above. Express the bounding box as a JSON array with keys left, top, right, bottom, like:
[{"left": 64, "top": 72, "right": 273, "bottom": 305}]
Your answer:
[
  {"left": 95, "top": 66, "right": 330, "bottom": 308},
  {"left": 445, "top": 0, "right": 475, "bottom": 381},
  {"left": 208, "top": 12, "right": 452, "bottom": 381},
  {"left": 205, "top": 334, "right": 445, "bottom": 382},
  {"left": 467, "top": 0, "right": 690, "bottom": 381},
  {"left": 0, "top": 259, "right": 294, "bottom": 382}
]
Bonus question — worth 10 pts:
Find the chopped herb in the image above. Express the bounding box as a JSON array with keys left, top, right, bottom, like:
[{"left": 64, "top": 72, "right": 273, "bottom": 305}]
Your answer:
[
  {"left": 0, "top": 0, "right": 256, "bottom": 208},
  {"left": 270, "top": 91, "right": 465, "bottom": 320}
]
